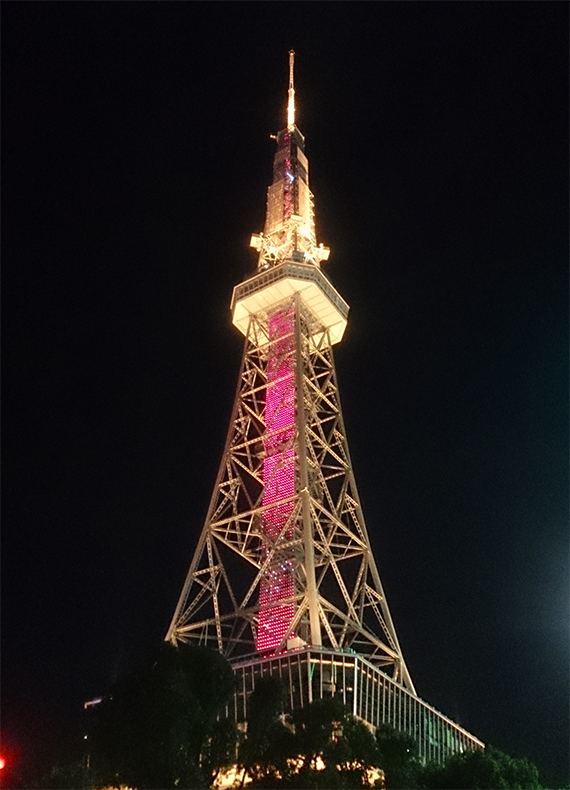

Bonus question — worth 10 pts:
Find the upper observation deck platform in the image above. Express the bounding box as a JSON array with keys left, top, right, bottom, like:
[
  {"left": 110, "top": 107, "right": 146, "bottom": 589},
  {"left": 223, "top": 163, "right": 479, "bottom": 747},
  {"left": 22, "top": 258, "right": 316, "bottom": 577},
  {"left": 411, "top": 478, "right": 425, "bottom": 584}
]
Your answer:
[{"left": 231, "top": 260, "right": 349, "bottom": 345}]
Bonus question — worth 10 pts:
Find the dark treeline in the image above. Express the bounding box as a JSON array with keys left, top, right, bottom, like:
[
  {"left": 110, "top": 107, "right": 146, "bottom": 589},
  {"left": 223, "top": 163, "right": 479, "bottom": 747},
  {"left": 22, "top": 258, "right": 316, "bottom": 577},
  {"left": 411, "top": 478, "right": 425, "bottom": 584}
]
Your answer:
[{"left": 6, "top": 644, "right": 550, "bottom": 790}]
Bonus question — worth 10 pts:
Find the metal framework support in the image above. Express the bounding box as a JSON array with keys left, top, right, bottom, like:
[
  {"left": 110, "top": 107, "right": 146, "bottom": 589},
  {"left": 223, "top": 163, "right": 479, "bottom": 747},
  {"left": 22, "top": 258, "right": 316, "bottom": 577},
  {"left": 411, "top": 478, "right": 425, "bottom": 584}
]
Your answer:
[
  {"left": 164, "top": 51, "right": 485, "bottom": 763},
  {"left": 166, "top": 293, "right": 415, "bottom": 693}
]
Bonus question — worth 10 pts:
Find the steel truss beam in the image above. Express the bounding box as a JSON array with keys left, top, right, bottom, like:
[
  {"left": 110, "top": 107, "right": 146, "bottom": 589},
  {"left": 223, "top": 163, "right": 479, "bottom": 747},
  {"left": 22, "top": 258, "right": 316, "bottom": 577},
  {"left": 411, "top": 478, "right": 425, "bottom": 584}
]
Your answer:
[{"left": 166, "top": 295, "right": 415, "bottom": 694}]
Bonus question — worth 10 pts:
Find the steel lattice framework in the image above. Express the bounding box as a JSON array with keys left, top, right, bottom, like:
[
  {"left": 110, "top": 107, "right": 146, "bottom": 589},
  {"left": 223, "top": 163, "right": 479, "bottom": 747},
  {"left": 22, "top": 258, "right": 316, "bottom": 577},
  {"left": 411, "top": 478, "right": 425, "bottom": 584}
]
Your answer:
[
  {"left": 166, "top": 289, "right": 415, "bottom": 691},
  {"left": 163, "top": 52, "right": 488, "bottom": 761},
  {"left": 166, "top": 51, "right": 415, "bottom": 694}
]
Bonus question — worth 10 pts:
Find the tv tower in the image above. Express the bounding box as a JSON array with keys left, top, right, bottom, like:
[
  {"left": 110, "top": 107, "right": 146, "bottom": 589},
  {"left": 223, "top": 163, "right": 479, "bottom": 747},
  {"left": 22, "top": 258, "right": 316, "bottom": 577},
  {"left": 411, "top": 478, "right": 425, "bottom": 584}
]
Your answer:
[{"left": 166, "top": 52, "right": 483, "bottom": 762}]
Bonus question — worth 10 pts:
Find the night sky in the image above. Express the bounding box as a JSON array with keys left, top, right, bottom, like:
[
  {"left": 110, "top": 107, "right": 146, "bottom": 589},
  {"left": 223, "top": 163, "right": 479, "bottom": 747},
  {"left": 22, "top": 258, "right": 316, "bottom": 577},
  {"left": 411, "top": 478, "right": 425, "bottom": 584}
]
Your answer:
[{"left": 3, "top": 3, "right": 568, "bottom": 787}]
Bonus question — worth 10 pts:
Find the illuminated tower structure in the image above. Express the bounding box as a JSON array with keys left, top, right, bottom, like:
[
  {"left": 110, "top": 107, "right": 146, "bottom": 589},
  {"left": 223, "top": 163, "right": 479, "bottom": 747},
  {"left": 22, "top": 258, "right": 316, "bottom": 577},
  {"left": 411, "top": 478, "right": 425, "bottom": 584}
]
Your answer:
[{"left": 166, "top": 52, "right": 483, "bottom": 762}]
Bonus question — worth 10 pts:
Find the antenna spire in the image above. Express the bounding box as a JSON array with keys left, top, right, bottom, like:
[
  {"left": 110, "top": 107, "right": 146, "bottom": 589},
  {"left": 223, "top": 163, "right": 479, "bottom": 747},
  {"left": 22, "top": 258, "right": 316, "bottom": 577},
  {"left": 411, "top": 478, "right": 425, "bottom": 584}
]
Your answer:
[{"left": 287, "top": 50, "right": 295, "bottom": 130}]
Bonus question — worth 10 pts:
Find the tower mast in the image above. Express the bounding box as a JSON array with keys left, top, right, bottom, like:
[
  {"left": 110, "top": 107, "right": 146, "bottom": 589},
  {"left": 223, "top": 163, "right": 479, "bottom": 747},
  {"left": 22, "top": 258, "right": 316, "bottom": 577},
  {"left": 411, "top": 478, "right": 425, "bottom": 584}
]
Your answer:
[
  {"left": 166, "top": 51, "right": 414, "bottom": 690},
  {"left": 165, "top": 52, "right": 486, "bottom": 764},
  {"left": 287, "top": 50, "right": 295, "bottom": 131}
]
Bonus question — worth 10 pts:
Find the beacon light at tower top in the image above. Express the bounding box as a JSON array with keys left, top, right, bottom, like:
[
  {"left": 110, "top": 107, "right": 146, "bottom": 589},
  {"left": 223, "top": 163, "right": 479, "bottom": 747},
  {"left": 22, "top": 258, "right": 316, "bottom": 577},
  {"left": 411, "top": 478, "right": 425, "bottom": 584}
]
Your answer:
[{"left": 287, "top": 50, "right": 295, "bottom": 130}]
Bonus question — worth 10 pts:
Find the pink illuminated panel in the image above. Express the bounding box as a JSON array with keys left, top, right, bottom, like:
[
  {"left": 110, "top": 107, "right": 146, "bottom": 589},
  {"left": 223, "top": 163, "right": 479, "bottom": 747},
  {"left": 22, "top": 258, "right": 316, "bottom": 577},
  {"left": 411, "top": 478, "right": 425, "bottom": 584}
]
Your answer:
[{"left": 257, "top": 308, "right": 296, "bottom": 651}]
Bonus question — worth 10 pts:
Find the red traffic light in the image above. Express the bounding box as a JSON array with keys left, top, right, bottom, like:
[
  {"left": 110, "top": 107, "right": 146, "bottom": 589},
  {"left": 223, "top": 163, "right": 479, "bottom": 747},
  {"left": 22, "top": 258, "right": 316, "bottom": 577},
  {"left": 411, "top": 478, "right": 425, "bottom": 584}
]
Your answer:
[{"left": 0, "top": 756, "right": 5, "bottom": 770}]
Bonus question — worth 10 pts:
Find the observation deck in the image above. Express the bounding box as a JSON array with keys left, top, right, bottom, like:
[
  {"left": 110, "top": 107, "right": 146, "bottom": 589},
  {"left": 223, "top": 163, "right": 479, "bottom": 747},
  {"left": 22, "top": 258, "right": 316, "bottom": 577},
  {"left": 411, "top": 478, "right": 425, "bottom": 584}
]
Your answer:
[{"left": 231, "top": 259, "right": 349, "bottom": 344}]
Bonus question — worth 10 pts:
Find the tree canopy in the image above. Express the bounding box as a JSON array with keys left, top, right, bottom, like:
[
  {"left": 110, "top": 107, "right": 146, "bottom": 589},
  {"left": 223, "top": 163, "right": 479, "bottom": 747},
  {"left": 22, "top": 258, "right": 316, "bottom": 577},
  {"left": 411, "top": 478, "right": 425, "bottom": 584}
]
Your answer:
[
  {"left": 22, "top": 647, "right": 548, "bottom": 790},
  {"left": 88, "top": 643, "right": 236, "bottom": 789},
  {"left": 421, "top": 745, "right": 542, "bottom": 790},
  {"left": 238, "top": 678, "right": 381, "bottom": 788}
]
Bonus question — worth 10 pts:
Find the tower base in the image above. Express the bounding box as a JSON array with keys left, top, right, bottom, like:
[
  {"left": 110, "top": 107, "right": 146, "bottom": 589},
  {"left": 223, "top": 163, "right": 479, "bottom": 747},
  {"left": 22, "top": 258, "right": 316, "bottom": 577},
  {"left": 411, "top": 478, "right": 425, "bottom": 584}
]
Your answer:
[{"left": 230, "top": 647, "right": 483, "bottom": 764}]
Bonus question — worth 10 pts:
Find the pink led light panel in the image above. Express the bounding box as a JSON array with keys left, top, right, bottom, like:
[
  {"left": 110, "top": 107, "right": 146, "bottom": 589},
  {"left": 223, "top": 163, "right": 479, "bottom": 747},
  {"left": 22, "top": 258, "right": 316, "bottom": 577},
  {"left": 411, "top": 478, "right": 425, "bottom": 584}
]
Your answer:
[{"left": 257, "top": 308, "right": 296, "bottom": 651}]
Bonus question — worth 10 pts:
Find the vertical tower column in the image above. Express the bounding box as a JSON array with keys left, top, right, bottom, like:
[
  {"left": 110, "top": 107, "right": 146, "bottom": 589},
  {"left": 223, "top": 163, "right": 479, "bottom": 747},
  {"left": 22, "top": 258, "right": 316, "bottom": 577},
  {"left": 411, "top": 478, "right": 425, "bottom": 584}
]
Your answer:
[
  {"left": 294, "top": 295, "right": 322, "bottom": 648},
  {"left": 256, "top": 297, "right": 322, "bottom": 651},
  {"left": 257, "top": 307, "right": 296, "bottom": 651}
]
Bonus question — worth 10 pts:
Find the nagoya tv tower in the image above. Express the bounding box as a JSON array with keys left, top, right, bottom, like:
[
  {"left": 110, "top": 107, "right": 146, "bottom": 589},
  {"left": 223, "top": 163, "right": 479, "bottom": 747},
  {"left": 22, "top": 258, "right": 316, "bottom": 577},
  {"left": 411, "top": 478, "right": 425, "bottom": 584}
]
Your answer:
[{"left": 167, "top": 53, "right": 482, "bottom": 762}]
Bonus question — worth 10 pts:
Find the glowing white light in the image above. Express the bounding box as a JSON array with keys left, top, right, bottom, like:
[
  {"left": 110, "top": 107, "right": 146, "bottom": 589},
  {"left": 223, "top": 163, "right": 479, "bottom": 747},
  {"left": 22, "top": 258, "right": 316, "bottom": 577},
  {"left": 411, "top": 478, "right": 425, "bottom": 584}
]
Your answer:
[{"left": 287, "top": 50, "right": 295, "bottom": 130}]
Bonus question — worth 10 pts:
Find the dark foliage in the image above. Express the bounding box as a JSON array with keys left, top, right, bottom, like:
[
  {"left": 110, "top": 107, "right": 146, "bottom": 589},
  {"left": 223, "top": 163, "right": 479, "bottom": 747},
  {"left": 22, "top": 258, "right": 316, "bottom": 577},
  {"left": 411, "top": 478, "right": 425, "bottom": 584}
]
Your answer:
[
  {"left": 239, "top": 676, "right": 296, "bottom": 786},
  {"left": 18, "top": 655, "right": 546, "bottom": 790},
  {"left": 420, "top": 745, "right": 541, "bottom": 790},
  {"left": 375, "top": 723, "right": 421, "bottom": 789},
  {"left": 240, "top": 686, "right": 382, "bottom": 788},
  {"left": 88, "top": 643, "right": 235, "bottom": 789}
]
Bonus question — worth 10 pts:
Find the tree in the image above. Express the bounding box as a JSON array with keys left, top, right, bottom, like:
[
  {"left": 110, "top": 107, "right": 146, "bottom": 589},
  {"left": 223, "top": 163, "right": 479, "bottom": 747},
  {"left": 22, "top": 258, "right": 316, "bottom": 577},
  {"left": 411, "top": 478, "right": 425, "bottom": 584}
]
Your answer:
[
  {"left": 292, "top": 697, "right": 349, "bottom": 771},
  {"left": 375, "top": 724, "right": 421, "bottom": 789},
  {"left": 239, "top": 688, "right": 383, "bottom": 788},
  {"left": 287, "top": 697, "right": 384, "bottom": 787},
  {"left": 291, "top": 697, "right": 382, "bottom": 788},
  {"left": 34, "top": 758, "right": 90, "bottom": 790},
  {"left": 420, "top": 745, "right": 541, "bottom": 790},
  {"left": 89, "top": 643, "right": 237, "bottom": 789},
  {"left": 324, "top": 714, "right": 381, "bottom": 788},
  {"left": 200, "top": 716, "right": 240, "bottom": 785},
  {"left": 239, "top": 676, "right": 296, "bottom": 787}
]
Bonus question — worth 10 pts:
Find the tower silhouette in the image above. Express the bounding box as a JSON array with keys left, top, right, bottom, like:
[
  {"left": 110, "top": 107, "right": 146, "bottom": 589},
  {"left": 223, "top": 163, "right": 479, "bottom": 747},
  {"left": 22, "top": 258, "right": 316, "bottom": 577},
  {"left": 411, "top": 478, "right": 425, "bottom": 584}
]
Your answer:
[{"left": 166, "top": 52, "right": 483, "bottom": 762}]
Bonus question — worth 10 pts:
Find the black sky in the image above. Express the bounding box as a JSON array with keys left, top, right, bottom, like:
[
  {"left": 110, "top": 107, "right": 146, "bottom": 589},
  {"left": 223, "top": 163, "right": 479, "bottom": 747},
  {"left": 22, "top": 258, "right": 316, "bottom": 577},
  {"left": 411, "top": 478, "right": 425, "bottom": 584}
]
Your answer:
[{"left": 3, "top": 2, "right": 568, "bottom": 787}]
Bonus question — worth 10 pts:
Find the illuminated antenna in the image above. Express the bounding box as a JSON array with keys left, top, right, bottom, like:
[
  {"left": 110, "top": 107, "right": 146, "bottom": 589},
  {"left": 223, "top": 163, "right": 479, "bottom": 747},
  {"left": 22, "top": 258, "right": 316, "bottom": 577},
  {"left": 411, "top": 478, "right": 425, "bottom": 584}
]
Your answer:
[{"left": 287, "top": 50, "right": 295, "bottom": 130}]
